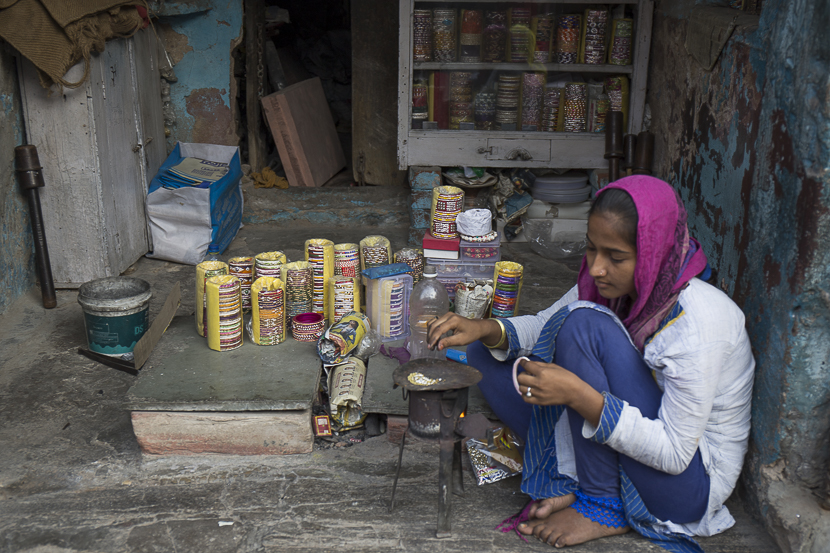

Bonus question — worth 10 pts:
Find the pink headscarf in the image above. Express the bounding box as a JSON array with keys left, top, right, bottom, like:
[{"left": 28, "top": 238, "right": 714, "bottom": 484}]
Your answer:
[{"left": 577, "top": 176, "right": 708, "bottom": 351}]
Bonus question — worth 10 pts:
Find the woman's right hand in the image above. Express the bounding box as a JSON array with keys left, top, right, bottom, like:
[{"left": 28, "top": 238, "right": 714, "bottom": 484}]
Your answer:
[{"left": 426, "top": 313, "right": 503, "bottom": 351}]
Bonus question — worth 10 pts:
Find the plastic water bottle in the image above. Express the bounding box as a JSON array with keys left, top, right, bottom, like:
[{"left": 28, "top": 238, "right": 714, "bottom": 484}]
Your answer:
[
  {"left": 205, "top": 243, "right": 221, "bottom": 262},
  {"left": 407, "top": 265, "right": 449, "bottom": 359}
]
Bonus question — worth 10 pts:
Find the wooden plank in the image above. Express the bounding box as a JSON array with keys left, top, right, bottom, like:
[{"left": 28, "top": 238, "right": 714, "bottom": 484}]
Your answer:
[
  {"left": 131, "top": 410, "right": 313, "bottom": 455},
  {"left": 413, "top": 62, "right": 633, "bottom": 73},
  {"left": 245, "top": 0, "right": 267, "bottom": 172},
  {"left": 397, "top": 0, "right": 412, "bottom": 170},
  {"left": 261, "top": 78, "right": 346, "bottom": 187},
  {"left": 351, "top": 0, "right": 406, "bottom": 185},
  {"left": 629, "top": 0, "right": 654, "bottom": 135}
]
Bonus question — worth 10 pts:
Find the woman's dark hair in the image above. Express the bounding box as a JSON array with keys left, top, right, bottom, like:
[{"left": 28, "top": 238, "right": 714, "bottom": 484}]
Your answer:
[{"left": 589, "top": 188, "right": 638, "bottom": 247}]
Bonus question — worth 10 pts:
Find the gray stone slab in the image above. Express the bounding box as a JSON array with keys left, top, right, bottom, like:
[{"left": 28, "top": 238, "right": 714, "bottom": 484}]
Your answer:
[
  {"left": 126, "top": 316, "right": 321, "bottom": 411},
  {"left": 363, "top": 340, "right": 495, "bottom": 418}
]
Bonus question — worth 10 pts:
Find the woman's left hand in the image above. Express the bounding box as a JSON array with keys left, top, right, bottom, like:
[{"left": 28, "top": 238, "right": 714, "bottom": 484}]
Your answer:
[{"left": 515, "top": 358, "right": 604, "bottom": 427}]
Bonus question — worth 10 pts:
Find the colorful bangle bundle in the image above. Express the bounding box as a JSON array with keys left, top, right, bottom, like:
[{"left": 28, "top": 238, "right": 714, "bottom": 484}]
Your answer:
[
  {"left": 609, "top": 19, "right": 633, "bottom": 65},
  {"left": 564, "top": 82, "right": 588, "bottom": 133},
  {"left": 282, "top": 261, "right": 313, "bottom": 321},
  {"left": 533, "top": 15, "right": 553, "bottom": 62},
  {"left": 542, "top": 86, "right": 563, "bottom": 132},
  {"left": 334, "top": 243, "right": 360, "bottom": 278},
  {"left": 196, "top": 260, "right": 228, "bottom": 337},
  {"left": 206, "top": 275, "right": 243, "bottom": 351},
  {"left": 459, "top": 9, "right": 482, "bottom": 62},
  {"left": 251, "top": 276, "right": 285, "bottom": 345},
  {"left": 432, "top": 9, "right": 457, "bottom": 62},
  {"left": 521, "top": 72, "right": 545, "bottom": 129},
  {"left": 481, "top": 10, "right": 507, "bottom": 62},
  {"left": 292, "top": 312, "right": 325, "bottom": 342},
  {"left": 254, "top": 251, "right": 286, "bottom": 280},
  {"left": 228, "top": 256, "right": 254, "bottom": 311},
  {"left": 509, "top": 7, "right": 532, "bottom": 63},
  {"left": 430, "top": 186, "right": 465, "bottom": 239},
  {"left": 449, "top": 71, "right": 474, "bottom": 130},
  {"left": 305, "top": 239, "right": 334, "bottom": 316},
  {"left": 394, "top": 247, "right": 425, "bottom": 283},
  {"left": 582, "top": 9, "right": 609, "bottom": 65},
  {"left": 474, "top": 91, "right": 496, "bottom": 131},
  {"left": 413, "top": 9, "right": 432, "bottom": 62},
  {"left": 360, "top": 235, "right": 391, "bottom": 269},
  {"left": 556, "top": 14, "right": 581, "bottom": 64},
  {"left": 495, "top": 73, "right": 520, "bottom": 128},
  {"left": 327, "top": 276, "right": 359, "bottom": 325},
  {"left": 381, "top": 277, "right": 408, "bottom": 340},
  {"left": 491, "top": 262, "right": 524, "bottom": 318}
]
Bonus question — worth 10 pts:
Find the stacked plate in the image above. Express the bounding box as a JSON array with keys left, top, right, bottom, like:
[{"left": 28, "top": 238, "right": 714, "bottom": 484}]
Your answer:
[
  {"left": 254, "top": 251, "right": 286, "bottom": 280},
  {"left": 531, "top": 173, "right": 591, "bottom": 203},
  {"left": 334, "top": 243, "right": 360, "bottom": 277},
  {"left": 228, "top": 257, "right": 254, "bottom": 311}
]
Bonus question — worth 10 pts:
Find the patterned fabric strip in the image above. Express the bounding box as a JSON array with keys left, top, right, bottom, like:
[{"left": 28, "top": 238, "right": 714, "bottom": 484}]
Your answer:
[{"left": 589, "top": 391, "right": 625, "bottom": 444}]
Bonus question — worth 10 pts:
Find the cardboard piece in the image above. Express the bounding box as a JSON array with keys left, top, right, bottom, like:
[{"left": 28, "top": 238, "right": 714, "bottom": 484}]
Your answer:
[
  {"left": 78, "top": 281, "right": 181, "bottom": 375},
  {"left": 261, "top": 77, "right": 346, "bottom": 187}
]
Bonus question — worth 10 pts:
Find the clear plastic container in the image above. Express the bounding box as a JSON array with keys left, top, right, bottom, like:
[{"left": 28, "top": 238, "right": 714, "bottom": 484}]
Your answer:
[
  {"left": 460, "top": 236, "right": 501, "bottom": 262},
  {"left": 364, "top": 273, "right": 413, "bottom": 342},
  {"left": 406, "top": 265, "right": 449, "bottom": 359}
]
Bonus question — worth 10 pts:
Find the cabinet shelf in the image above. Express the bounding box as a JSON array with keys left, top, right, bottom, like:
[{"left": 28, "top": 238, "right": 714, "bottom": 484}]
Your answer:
[{"left": 413, "top": 62, "right": 633, "bottom": 74}]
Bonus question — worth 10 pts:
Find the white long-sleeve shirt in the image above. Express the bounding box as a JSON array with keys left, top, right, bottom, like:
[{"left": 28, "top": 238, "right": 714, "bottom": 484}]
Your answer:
[{"left": 493, "top": 278, "right": 755, "bottom": 536}]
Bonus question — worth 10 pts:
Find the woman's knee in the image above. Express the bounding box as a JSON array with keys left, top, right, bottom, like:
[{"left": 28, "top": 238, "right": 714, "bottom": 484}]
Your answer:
[{"left": 557, "top": 307, "right": 627, "bottom": 345}]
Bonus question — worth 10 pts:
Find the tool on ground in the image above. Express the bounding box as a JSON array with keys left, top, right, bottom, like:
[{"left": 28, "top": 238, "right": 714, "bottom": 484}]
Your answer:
[
  {"left": 633, "top": 130, "right": 655, "bottom": 175},
  {"left": 623, "top": 133, "right": 637, "bottom": 176},
  {"left": 14, "top": 145, "right": 56, "bottom": 308}
]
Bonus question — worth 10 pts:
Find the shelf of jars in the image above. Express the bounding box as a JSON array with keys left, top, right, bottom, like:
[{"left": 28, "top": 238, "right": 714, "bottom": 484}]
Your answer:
[{"left": 397, "top": 1, "right": 653, "bottom": 169}]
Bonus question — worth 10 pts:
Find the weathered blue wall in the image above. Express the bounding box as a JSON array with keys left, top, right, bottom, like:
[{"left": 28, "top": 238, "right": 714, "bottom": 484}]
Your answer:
[
  {"left": 648, "top": 0, "right": 830, "bottom": 549},
  {"left": 155, "top": 1, "right": 244, "bottom": 150},
  {"left": 0, "top": 47, "right": 35, "bottom": 315}
]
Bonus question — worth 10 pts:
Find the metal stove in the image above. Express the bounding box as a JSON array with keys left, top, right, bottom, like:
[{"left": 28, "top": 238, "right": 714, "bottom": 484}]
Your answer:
[{"left": 390, "top": 358, "right": 482, "bottom": 538}]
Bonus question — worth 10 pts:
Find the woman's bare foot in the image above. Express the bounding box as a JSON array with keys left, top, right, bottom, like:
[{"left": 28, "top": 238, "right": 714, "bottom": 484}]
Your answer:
[
  {"left": 519, "top": 506, "right": 629, "bottom": 548},
  {"left": 528, "top": 494, "right": 576, "bottom": 519}
]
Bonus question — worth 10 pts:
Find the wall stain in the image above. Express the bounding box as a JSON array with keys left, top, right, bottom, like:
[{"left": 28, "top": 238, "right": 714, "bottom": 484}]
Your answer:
[{"left": 185, "top": 88, "right": 238, "bottom": 146}]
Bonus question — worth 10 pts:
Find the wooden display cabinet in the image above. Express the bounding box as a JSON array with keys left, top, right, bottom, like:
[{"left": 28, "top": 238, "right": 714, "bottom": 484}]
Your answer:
[{"left": 397, "top": 0, "right": 653, "bottom": 169}]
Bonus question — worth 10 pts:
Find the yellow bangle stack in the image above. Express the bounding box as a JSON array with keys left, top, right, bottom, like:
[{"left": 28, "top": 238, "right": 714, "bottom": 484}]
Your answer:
[{"left": 485, "top": 319, "right": 507, "bottom": 349}]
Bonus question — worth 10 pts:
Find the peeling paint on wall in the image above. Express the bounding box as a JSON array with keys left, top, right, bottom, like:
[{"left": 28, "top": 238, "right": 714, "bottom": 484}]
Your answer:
[
  {"left": 156, "top": 1, "right": 243, "bottom": 150},
  {"left": 0, "top": 49, "right": 35, "bottom": 315},
  {"left": 649, "top": 0, "right": 830, "bottom": 542}
]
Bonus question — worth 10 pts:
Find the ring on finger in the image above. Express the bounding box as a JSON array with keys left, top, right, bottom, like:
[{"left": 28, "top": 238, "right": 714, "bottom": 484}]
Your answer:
[{"left": 525, "top": 386, "right": 532, "bottom": 398}]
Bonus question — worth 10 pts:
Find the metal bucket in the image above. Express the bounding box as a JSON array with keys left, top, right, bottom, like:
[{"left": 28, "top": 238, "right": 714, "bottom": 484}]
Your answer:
[{"left": 77, "top": 277, "right": 152, "bottom": 356}]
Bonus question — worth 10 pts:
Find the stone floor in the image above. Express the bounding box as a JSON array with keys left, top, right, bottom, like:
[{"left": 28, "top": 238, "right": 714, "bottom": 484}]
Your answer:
[{"left": 0, "top": 219, "right": 779, "bottom": 553}]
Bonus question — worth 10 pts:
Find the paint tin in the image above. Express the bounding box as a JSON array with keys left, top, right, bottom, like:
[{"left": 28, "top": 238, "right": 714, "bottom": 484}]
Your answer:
[{"left": 77, "top": 277, "right": 152, "bottom": 356}]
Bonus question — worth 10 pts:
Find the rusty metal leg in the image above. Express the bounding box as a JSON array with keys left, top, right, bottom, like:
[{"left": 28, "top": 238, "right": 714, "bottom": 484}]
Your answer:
[
  {"left": 452, "top": 440, "right": 464, "bottom": 496},
  {"left": 390, "top": 431, "right": 406, "bottom": 511},
  {"left": 436, "top": 437, "right": 454, "bottom": 538}
]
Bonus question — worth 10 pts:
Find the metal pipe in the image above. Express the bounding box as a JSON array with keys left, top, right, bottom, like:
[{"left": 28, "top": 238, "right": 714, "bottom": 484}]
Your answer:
[{"left": 15, "top": 145, "right": 57, "bottom": 309}]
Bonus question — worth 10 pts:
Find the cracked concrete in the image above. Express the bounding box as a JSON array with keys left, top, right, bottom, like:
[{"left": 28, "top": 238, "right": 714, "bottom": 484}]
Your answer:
[{"left": 0, "top": 216, "right": 779, "bottom": 553}]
